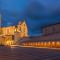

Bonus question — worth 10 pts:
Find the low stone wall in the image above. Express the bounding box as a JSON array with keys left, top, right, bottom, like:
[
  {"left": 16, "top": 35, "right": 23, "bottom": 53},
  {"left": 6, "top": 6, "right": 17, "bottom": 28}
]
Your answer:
[
  {"left": 20, "top": 34, "right": 60, "bottom": 48},
  {"left": 21, "top": 41, "right": 60, "bottom": 48}
]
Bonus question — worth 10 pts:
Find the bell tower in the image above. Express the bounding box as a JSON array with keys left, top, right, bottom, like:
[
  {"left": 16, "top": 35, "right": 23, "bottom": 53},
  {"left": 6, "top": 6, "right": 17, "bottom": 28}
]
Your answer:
[
  {"left": 17, "top": 20, "right": 28, "bottom": 38},
  {"left": 21, "top": 21, "right": 28, "bottom": 37}
]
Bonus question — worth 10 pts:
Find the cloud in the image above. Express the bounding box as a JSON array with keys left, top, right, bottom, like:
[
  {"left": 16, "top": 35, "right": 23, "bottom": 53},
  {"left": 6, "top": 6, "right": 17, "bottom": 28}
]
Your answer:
[
  {"left": 26, "top": 0, "right": 60, "bottom": 36},
  {"left": 1, "top": 0, "right": 60, "bottom": 36}
]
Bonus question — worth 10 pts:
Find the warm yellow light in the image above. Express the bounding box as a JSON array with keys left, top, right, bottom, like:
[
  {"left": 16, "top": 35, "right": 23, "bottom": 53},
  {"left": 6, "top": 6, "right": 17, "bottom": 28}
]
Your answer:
[
  {"left": 52, "top": 42, "right": 55, "bottom": 45},
  {"left": 6, "top": 40, "right": 14, "bottom": 46},
  {"left": 56, "top": 41, "right": 60, "bottom": 45},
  {"left": 44, "top": 42, "right": 47, "bottom": 46}
]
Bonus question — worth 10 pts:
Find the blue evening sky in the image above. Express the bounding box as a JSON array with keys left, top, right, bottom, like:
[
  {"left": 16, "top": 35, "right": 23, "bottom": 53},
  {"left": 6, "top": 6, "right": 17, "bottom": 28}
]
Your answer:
[{"left": 0, "top": 0, "right": 60, "bottom": 36}]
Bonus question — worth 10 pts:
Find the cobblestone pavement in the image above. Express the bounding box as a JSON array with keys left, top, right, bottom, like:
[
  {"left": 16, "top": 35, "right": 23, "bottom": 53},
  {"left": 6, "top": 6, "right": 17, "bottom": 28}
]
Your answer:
[{"left": 0, "top": 46, "right": 60, "bottom": 60}]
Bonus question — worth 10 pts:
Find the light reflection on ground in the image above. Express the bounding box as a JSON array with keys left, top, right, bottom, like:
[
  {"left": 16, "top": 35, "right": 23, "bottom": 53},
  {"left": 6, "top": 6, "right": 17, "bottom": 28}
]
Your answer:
[
  {"left": 11, "top": 45, "right": 60, "bottom": 50},
  {"left": 0, "top": 46, "right": 60, "bottom": 60}
]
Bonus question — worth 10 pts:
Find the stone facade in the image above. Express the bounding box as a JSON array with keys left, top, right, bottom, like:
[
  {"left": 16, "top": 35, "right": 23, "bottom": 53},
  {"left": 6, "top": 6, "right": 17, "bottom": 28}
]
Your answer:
[
  {"left": 43, "top": 24, "right": 60, "bottom": 35},
  {"left": 21, "top": 23, "right": 60, "bottom": 48},
  {"left": 0, "top": 21, "right": 28, "bottom": 45}
]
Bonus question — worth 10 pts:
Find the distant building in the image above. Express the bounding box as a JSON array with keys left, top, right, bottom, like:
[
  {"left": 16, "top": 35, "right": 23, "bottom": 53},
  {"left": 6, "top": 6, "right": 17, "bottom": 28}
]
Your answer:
[
  {"left": 43, "top": 23, "right": 60, "bottom": 35},
  {"left": 0, "top": 20, "right": 28, "bottom": 45},
  {"left": 14, "top": 21, "right": 28, "bottom": 41},
  {"left": 21, "top": 23, "right": 60, "bottom": 48}
]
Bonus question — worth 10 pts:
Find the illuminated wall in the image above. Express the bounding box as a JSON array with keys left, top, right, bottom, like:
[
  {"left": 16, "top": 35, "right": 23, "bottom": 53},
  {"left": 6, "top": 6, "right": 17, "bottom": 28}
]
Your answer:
[
  {"left": 2, "top": 26, "right": 15, "bottom": 35},
  {"left": 22, "top": 41, "right": 60, "bottom": 48},
  {"left": 0, "top": 36, "right": 5, "bottom": 45},
  {"left": 0, "top": 20, "right": 28, "bottom": 45},
  {"left": 14, "top": 21, "right": 28, "bottom": 41},
  {"left": 17, "top": 21, "right": 28, "bottom": 38},
  {"left": 21, "top": 23, "right": 60, "bottom": 48},
  {"left": 0, "top": 21, "right": 28, "bottom": 38}
]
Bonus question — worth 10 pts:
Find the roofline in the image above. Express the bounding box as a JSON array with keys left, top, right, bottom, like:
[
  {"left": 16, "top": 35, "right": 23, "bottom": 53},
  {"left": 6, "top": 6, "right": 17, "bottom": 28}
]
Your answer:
[{"left": 42, "top": 22, "right": 60, "bottom": 29}]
